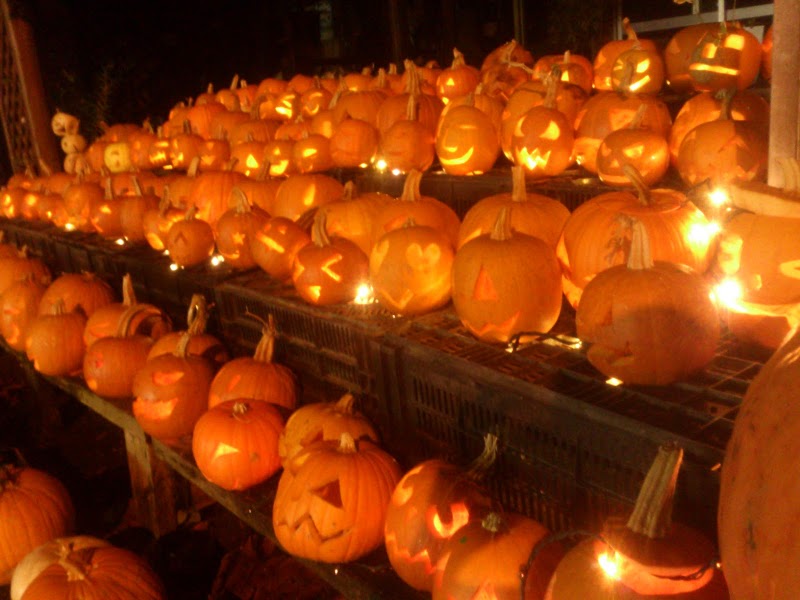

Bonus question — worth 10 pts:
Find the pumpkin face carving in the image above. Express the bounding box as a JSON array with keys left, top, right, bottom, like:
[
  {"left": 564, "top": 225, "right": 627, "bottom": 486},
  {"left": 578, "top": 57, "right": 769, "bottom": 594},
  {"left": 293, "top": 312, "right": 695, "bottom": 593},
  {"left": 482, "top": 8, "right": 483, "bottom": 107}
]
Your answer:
[{"left": 273, "top": 433, "right": 402, "bottom": 563}]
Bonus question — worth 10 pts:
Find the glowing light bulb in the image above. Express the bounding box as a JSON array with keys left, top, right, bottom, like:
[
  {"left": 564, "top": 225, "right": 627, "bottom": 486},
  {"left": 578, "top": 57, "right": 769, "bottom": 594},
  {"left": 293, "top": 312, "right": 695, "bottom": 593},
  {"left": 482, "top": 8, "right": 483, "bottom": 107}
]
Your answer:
[
  {"left": 606, "top": 377, "right": 623, "bottom": 386},
  {"left": 598, "top": 552, "right": 622, "bottom": 580},
  {"left": 210, "top": 254, "right": 225, "bottom": 267},
  {"left": 709, "top": 188, "right": 729, "bottom": 207},
  {"left": 391, "top": 168, "right": 402, "bottom": 176},
  {"left": 375, "top": 159, "right": 388, "bottom": 171},
  {"left": 712, "top": 277, "right": 743, "bottom": 309},
  {"left": 64, "top": 223, "right": 76, "bottom": 232},
  {"left": 115, "top": 238, "right": 126, "bottom": 246},
  {"left": 353, "top": 283, "right": 375, "bottom": 305},
  {"left": 169, "top": 263, "right": 179, "bottom": 272}
]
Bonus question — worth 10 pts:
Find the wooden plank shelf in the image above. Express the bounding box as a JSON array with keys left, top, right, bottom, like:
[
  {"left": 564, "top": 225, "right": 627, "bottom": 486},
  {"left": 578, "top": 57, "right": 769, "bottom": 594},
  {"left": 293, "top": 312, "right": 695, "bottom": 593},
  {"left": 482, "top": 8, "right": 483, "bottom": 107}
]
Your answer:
[{"left": 0, "top": 339, "right": 425, "bottom": 600}]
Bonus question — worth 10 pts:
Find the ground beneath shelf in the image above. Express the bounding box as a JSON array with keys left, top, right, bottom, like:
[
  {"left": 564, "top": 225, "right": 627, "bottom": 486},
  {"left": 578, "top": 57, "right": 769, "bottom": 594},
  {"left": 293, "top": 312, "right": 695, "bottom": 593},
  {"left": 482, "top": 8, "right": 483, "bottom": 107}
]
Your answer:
[{"left": 0, "top": 350, "right": 342, "bottom": 600}]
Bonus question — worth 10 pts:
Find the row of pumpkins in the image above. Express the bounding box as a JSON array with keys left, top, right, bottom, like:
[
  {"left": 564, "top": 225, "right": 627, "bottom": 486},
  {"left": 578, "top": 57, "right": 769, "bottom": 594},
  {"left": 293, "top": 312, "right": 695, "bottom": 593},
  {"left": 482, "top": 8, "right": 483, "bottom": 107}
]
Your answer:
[
  {"left": 47, "top": 19, "right": 773, "bottom": 194},
  {"left": 0, "top": 240, "right": 731, "bottom": 597}
]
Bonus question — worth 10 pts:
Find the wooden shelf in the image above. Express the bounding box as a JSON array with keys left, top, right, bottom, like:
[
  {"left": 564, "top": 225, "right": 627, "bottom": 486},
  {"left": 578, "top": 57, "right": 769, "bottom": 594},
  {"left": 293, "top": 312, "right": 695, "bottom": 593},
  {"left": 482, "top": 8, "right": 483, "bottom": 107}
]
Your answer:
[{"left": 1, "top": 340, "right": 424, "bottom": 600}]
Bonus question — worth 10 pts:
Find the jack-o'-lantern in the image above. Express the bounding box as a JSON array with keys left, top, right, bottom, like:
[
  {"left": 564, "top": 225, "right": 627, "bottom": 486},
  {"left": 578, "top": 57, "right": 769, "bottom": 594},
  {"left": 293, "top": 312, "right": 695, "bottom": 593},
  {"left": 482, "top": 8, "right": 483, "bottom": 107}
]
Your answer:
[
  {"left": 597, "top": 105, "right": 670, "bottom": 187},
  {"left": 577, "top": 218, "right": 720, "bottom": 385},
  {"left": 234, "top": 166, "right": 282, "bottom": 215},
  {"left": 250, "top": 216, "right": 312, "bottom": 281},
  {"left": 186, "top": 100, "right": 225, "bottom": 139},
  {"left": 442, "top": 84, "right": 505, "bottom": 135},
  {"left": 436, "top": 48, "right": 480, "bottom": 105},
  {"left": 0, "top": 464, "right": 75, "bottom": 586},
  {"left": 213, "top": 187, "right": 270, "bottom": 269},
  {"left": 329, "top": 118, "right": 379, "bottom": 168},
  {"left": 479, "top": 39, "right": 534, "bottom": 101},
  {"left": 668, "top": 89, "right": 770, "bottom": 168},
  {"left": 664, "top": 22, "right": 722, "bottom": 93},
  {"left": 39, "top": 272, "right": 114, "bottom": 318},
  {"left": 62, "top": 176, "right": 103, "bottom": 231},
  {"left": 207, "top": 313, "right": 297, "bottom": 410},
  {"left": 299, "top": 77, "right": 334, "bottom": 119},
  {"left": 50, "top": 110, "right": 80, "bottom": 137},
  {"left": 557, "top": 164, "right": 716, "bottom": 309},
  {"left": 1, "top": 186, "right": 25, "bottom": 219},
  {"left": 376, "top": 61, "right": 443, "bottom": 137},
  {"left": 458, "top": 166, "right": 570, "bottom": 249},
  {"left": 273, "top": 432, "right": 402, "bottom": 563},
  {"left": 533, "top": 51, "right": 594, "bottom": 94},
  {"left": 25, "top": 299, "right": 87, "bottom": 376},
  {"left": 573, "top": 91, "right": 672, "bottom": 175},
  {"left": 379, "top": 93, "right": 436, "bottom": 174},
  {"left": 610, "top": 43, "right": 665, "bottom": 95},
  {"left": 292, "top": 132, "right": 334, "bottom": 174},
  {"left": 228, "top": 116, "right": 280, "bottom": 147},
  {"left": 132, "top": 332, "right": 216, "bottom": 442},
  {"left": 688, "top": 22, "right": 762, "bottom": 92},
  {"left": 229, "top": 136, "right": 268, "bottom": 177},
  {"left": 169, "top": 121, "right": 206, "bottom": 171},
  {"left": 83, "top": 273, "right": 171, "bottom": 349},
  {"left": 292, "top": 211, "right": 369, "bottom": 306},
  {"left": 321, "top": 181, "right": 392, "bottom": 256},
  {"left": 271, "top": 173, "right": 343, "bottom": 222},
  {"left": 510, "top": 73, "right": 575, "bottom": 179},
  {"left": 127, "top": 120, "right": 159, "bottom": 170},
  {"left": 453, "top": 207, "right": 563, "bottom": 344},
  {"left": 435, "top": 99, "right": 500, "bottom": 176},
  {"left": 593, "top": 18, "right": 658, "bottom": 91},
  {"left": 192, "top": 399, "right": 284, "bottom": 491},
  {"left": 278, "top": 392, "right": 379, "bottom": 466},
  {"left": 214, "top": 75, "right": 242, "bottom": 112},
  {"left": 546, "top": 443, "right": 728, "bottom": 599},
  {"left": 103, "top": 142, "right": 132, "bottom": 173},
  {"left": 83, "top": 305, "right": 159, "bottom": 399},
  {"left": 384, "top": 434, "right": 497, "bottom": 591},
  {"left": 370, "top": 219, "right": 454, "bottom": 316},
  {"left": 186, "top": 164, "right": 246, "bottom": 227},
  {"left": 433, "top": 511, "right": 563, "bottom": 600},
  {"left": 142, "top": 193, "right": 185, "bottom": 252},
  {"left": 165, "top": 206, "right": 215, "bottom": 268},
  {"left": 147, "top": 294, "right": 228, "bottom": 369},
  {"left": 372, "top": 170, "right": 461, "bottom": 249},
  {"left": 275, "top": 115, "right": 312, "bottom": 142},
  {"left": 61, "top": 133, "right": 87, "bottom": 155},
  {"left": 676, "top": 91, "right": 768, "bottom": 188},
  {"left": 0, "top": 247, "right": 50, "bottom": 297},
  {"left": 0, "top": 274, "right": 49, "bottom": 351},
  {"left": 119, "top": 177, "right": 159, "bottom": 243},
  {"left": 264, "top": 139, "right": 297, "bottom": 177},
  {"left": 332, "top": 88, "right": 387, "bottom": 130},
  {"left": 89, "top": 179, "right": 125, "bottom": 238}
]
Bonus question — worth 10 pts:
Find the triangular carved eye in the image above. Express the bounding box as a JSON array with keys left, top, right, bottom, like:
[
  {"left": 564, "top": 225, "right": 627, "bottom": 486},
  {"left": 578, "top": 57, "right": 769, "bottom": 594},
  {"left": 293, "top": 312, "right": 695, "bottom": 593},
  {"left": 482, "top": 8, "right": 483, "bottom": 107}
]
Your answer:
[
  {"left": 311, "top": 479, "right": 343, "bottom": 508},
  {"left": 473, "top": 265, "right": 498, "bottom": 301},
  {"left": 153, "top": 371, "right": 185, "bottom": 386}
]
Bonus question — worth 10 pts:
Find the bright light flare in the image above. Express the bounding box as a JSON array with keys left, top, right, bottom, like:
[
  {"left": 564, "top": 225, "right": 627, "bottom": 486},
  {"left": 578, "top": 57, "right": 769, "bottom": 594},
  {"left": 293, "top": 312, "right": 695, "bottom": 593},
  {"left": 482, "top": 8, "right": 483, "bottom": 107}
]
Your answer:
[
  {"left": 605, "top": 377, "right": 623, "bottom": 386},
  {"left": 210, "top": 254, "right": 225, "bottom": 267},
  {"left": 598, "top": 552, "right": 622, "bottom": 580},
  {"left": 115, "top": 238, "right": 126, "bottom": 246},
  {"left": 708, "top": 188, "right": 729, "bottom": 207},
  {"left": 353, "top": 283, "right": 376, "bottom": 305},
  {"left": 712, "top": 277, "right": 744, "bottom": 310},
  {"left": 374, "top": 158, "right": 388, "bottom": 171}
]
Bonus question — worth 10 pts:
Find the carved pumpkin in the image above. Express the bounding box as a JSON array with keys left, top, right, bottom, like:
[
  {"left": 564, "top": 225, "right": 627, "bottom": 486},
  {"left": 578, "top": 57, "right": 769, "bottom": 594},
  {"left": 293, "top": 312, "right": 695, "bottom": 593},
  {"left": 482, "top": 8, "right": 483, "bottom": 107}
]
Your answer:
[
  {"left": 119, "top": 177, "right": 159, "bottom": 243},
  {"left": 213, "top": 187, "right": 270, "bottom": 269},
  {"left": 83, "top": 304, "right": 159, "bottom": 399},
  {"left": 433, "top": 511, "right": 563, "bottom": 600},
  {"left": 250, "top": 216, "right": 312, "bottom": 281},
  {"left": 592, "top": 18, "right": 658, "bottom": 91},
  {"left": 609, "top": 43, "right": 665, "bottom": 95},
  {"left": 379, "top": 93, "right": 436, "bottom": 174},
  {"left": 597, "top": 105, "right": 670, "bottom": 187},
  {"left": 663, "top": 22, "right": 722, "bottom": 93},
  {"left": 0, "top": 247, "right": 50, "bottom": 297},
  {"left": 0, "top": 465, "right": 75, "bottom": 585},
  {"left": 165, "top": 206, "right": 216, "bottom": 268},
  {"left": 510, "top": 74, "right": 575, "bottom": 178},
  {"left": 18, "top": 545, "right": 166, "bottom": 600},
  {"left": 142, "top": 193, "right": 185, "bottom": 252},
  {"left": 169, "top": 121, "right": 206, "bottom": 171},
  {"left": 371, "top": 169, "right": 461, "bottom": 249},
  {"left": 479, "top": 39, "right": 534, "bottom": 101},
  {"left": 0, "top": 274, "right": 49, "bottom": 351},
  {"left": 458, "top": 167, "right": 570, "bottom": 250},
  {"left": 435, "top": 99, "right": 500, "bottom": 176},
  {"left": 192, "top": 399, "right": 284, "bottom": 491},
  {"left": 332, "top": 88, "right": 387, "bottom": 130},
  {"left": 83, "top": 273, "right": 171, "bottom": 349},
  {"left": 576, "top": 219, "right": 720, "bottom": 385},
  {"left": 436, "top": 48, "right": 480, "bottom": 105},
  {"left": 546, "top": 444, "right": 728, "bottom": 599},
  {"left": 26, "top": 299, "right": 87, "bottom": 376},
  {"left": 370, "top": 219, "right": 455, "bottom": 316},
  {"left": 234, "top": 166, "right": 282, "bottom": 215},
  {"left": 62, "top": 176, "right": 103, "bottom": 232},
  {"left": 329, "top": 118, "right": 380, "bottom": 168},
  {"left": 38, "top": 272, "right": 114, "bottom": 318},
  {"left": 299, "top": 77, "right": 334, "bottom": 119},
  {"left": 376, "top": 60, "right": 443, "bottom": 136},
  {"left": 186, "top": 166, "right": 246, "bottom": 227},
  {"left": 229, "top": 137, "right": 268, "bottom": 177},
  {"left": 321, "top": 181, "right": 392, "bottom": 256},
  {"left": 1, "top": 186, "right": 25, "bottom": 219},
  {"left": 292, "top": 132, "right": 334, "bottom": 174},
  {"left": 557, "top": 165, "right": 715, "bottom": 308},
  {"left": 271, "top": 173, "right": 344, "bottom": 222},
  {"left": 50, "top": 110, "right": 80, "bottom": 137},
  {"left": 147, "top": 294, "right": 228, "bottom": 368},
  {"left": 688, "top": 22, "right": 762, "bottom": 92},
  {"left": 384, "top": 434, "right": 496, "bottom": 591},
  {"left": 532, "top": 51, "right": 594, "bottom": 94},
  {"left": 453, "top": 207, "right": 563, "bottom": 344},
  {"left": 207, "top": 313, "right": 297, "bottom": 410},
  {"left": 9, "top": 536, "right": 110, "bottom": 600},
  {"left": 264, "top": 139, "right": 297, "bottom": 177},
  {"left": 273, "top": 432, "right": 402, "bottom": 563},
  {"left": 278, "top": 392, "right": 379, "bottom": 466},
  {"left": 292, "top": 211, "right": 370, "bottom": 306},
  {"left": 133, "top": 332, "right": 216, "bottom": 442},
  {"left": 89, "top": 179, "right": 125, "bottom": 238}
]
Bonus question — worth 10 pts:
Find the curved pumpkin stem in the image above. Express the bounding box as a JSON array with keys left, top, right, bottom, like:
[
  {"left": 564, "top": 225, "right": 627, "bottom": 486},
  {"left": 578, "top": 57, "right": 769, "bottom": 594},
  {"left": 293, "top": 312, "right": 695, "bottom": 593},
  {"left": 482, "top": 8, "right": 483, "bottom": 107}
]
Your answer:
[
  {"left": 232, "top": 401, "right": 251, "bottom": 419},
  {"left": 230, "top": 187, "right": 252, "bottom": 214},
  {"left": 622, "top": 164, "right": 651, "bottom": 206},
  {"left": 244, "top": 312, "right": 277, "bottom": 364},
  {"left": 116, "top": 303, "right": 162, "bottom": 338},
  {"left": 718, "top": 88, "right": 734, "bottom": 121},
  {"left": 467, "top": 433, "right": 499, "bottom": 480},
  {"left": 622, "top": 17, "right": 638, "bottom": 41},
  {"left": 121, "top": 273, "right": 137, "bottom": 306},
  {"left": 626, "top": 442, "right": 682, "bottom": 538},
  {"left": 311, "top": 211, "right": 332, "bottom": 247},
  {"left": 186, "top": 294, "right": 210, "bottom": 336},
  {"left": 338, "top": 432, "right": 357, "bottom": 454},
  {"left": 451, "top": 47, "right": 466, "bottom": 68},
  {"left": 400, "top": 170, "right": 423, "bottom": 203},
  {"left": 489, "top": 206, "right": 513, "bottom": 242},
  {"left": 174, "top": 331, "right": 192, "bottom": 358},
  {"left": 625, "top": 218, "right": 654, "bottom": 271},
  {"left": 334, "top": 392, "right": 357, "bottom": 414},
  {"left": 510, "top": 165, "right": 528, "bottom": 203}
]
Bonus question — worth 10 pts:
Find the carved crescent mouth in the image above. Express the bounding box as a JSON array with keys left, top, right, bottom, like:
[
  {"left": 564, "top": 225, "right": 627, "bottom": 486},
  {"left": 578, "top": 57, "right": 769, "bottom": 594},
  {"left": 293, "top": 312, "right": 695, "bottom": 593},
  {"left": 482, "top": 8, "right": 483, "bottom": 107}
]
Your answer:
[{"left": 280, "top": 513, "right": 352, "bottom": 544}]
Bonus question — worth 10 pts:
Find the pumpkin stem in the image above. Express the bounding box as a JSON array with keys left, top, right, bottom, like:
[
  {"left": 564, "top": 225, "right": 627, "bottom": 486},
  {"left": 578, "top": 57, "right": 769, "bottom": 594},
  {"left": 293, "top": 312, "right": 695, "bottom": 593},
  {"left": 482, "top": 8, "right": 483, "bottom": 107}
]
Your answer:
[
  {"left": 230, "top": 187, "right": 252, "bottom": 214},
  {"left": 50, "top": 298, "right": 67, "bottom": 316},
  {"left": 622, "top": 164, "right": 651, "bottom": 206},
  {"left": 511, "top": 165, "right": 528, "bottom": 203},
  {"left": 174, "top": 331, "right": 192, "bottom": 358},
  {"left": 629, "top": 104, "right": 647, "bottom": 130},
  {"left": 400, "top": 169, "right": 423, "bottom": 202},
  {"left": 186, "top": 294, "right": 210, "bottom": 336},
  {"left": 183, "top": 205, "right": 199, "bottom": 222},
  {"left": 626, "top": 442, "right": 683, "bottom": 538},
  {"left": 187, "top": 156, "right": 201, "bottom": 178},
  {"left": 467, "top": 433, "right": 499, "bottom": 480},
  {"left": 334, "top": 392, "right": 357, "bottom": 414},
  {"left": 405, "top": 92, "right": 419, "bottom": 122},
  {"left": 481, "top": 512, "right": 503, "bottom": 533},
  {"left": 230, "top": 73, "right": 240, "bottom": 90},
  {"left": 341, "top": 180, "right": 356, "bottom": 202},
  {"left": 121, "top": 273, "right": 137, "bottom": 306},
  {"left": 403, "top": 59, "right": 421, "bottom": 96},
  {"left": 338, "top": 432, "right": 358, "bottom": 453},
  {"left": 501, "top": 39, "right": 518, "bottom": 64},
  {"left": 622, "top": 17, "right": 638, "bottom": 41},
  {"left": 543, "top": 69, "right": 559, "bottom": 110},
  {"left": 373, "top": 67, "right": 388, "bottom": 91},
  {"left": 718, "top": 88, "right": 734, "bottom": 121},
  {"left": 232, "top": 401, "right": 251, "bottom": 419},
  {"left": 157, "top": 190, "right": 173, "bottom": 217},
  {"left": 489, "top": 206, "right": 513, "bottom": 241},
  {"left": 311, "top": 211, "right": 332, "bottom": 247},
  {"left": 244, "top": 312, "right": 277, "bottom": 363},
  {"left": 116, "top": 303, "right": 162, "bottom": 338},
  {"left": 57, "top": 551, "right": 91, "bottom": 582},
  {"left": 451, "top": 47, "right": 466, "bottom": 68},
  {"left": 625, "top": 218, "right": 654, "bottom": 270}
]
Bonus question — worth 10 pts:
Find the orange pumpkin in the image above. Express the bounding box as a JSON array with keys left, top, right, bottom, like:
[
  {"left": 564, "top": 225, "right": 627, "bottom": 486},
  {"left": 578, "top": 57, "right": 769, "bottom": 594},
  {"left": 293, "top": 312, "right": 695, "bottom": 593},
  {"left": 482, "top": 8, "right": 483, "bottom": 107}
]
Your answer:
[
  {"left": 0, "top": 274, "right": 50, "bottom": 351},
  {"left": 165, "top": 206, "right": 216, "bottom": 268},
  {"left": 688, "top": 22, "right": 762, "bottom": 92},
  {"left": 592, "top": 18, "right": 658, "bottom": 91},
  {"left": 376, "top": 60, "right": 443, "bottom": 136},
  {"left": 533, "top": 51, "right": 593, "bottom": 94},
  {"left": 663, "top": 22, "right": 722, "bottom": 93},
  {"left": 207, "top": 314, "right": 297, "bottom": 411},
  {"left": 292, "top": 132, "right": 334, "bottom": 174},
  {"left": 250, "top": 216, "right": 312, "bottom": 281},
  {"left": 39, "top": 272, "right": 114, "bottom": 318},
  {"left": 192, "top": 399, "right": 284, "bottom": 491},
  {"left": 26, "top": 299, "right": 87, "bottom": 376},
  {"left": 329, "top": 118, "right": 380, "bottom": 168},
  {"left": 609, "top": 43, "right": 665, "bottom": 95},
  {"left": 761, "top": 24, "right": 773, "bottom": 82},
  {"left": 436, "top": 48, "right": 480, "bottom": 105},
  {"left": 320, "top": 182, "right": 392, "bottom": 256},
  {"left": 273, "top": 432, "right": 402, "bottom": 563},
  {"left": 379, "top": 93, "right": 436, "bottom": 174},
  {"left": 213, "top": 187, "right": 270, "bottom": 269},
  {"left": 0, "top": 248, "right": 50, "bottom": 299},
  {"left": 142, "top": 193, "right": 185, "bottom": 252},
  {"left": 435, "top": 98, "right": 500, "bottom": 176},
  {"left": 186, "top": 166, "right": 247, "bottom": 227},
  {"left": 271, "top": 173, "right": 344, "bottom": 222}
]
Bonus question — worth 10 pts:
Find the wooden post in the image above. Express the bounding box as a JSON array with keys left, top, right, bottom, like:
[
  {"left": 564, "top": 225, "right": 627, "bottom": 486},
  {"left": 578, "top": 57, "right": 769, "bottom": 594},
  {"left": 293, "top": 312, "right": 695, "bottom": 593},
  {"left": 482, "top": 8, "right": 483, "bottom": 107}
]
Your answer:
[
  {"left": 387, "top": 0, "right": 405, "bottom": 66},
  {"left": 768, "top": 0, "right": 800, "bottom": 185}
]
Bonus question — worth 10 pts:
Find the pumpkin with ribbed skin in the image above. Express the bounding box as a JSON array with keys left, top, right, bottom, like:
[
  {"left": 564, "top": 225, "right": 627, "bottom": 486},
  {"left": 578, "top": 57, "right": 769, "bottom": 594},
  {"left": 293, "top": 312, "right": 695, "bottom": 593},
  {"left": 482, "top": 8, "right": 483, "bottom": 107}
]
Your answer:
[
  {"left": 292, "top": 132, "right": 334, "bottom": 174},
  {"left": 278, "top": 392, "right": 379, "bottom": 466},
  {"left": 664, "top": 23, "right": 722, "bottom": 93},
  {"left": 186, "top": 167, "right": 246, "bottom": 227},
  {"left": 557, "top": 165, "right": 715, "bottom": 309},
  {"left": 433, "top": 511, "right": 563, "bottom": 600},
  {"left": 192, "top": 400, "right": 284, "bottom": 491},
  {"left": 272, "top": 173, "right": 344, "bottom": 222},
  {"left": 688, "top": 22, "right": 762, "bottom": 92},
  {"left": 379, "top": 93, "right": 436, "bottom": 174},
  {"left": 133, "top": 332, "right": 216, "bottom": 442},
  {"left": 453, "top": 207, "right": 563, "bottom": 344},
  {"left": 435, "top": 48, "right": 480, "bottom": 105},
  {"left": 592, "top": 18, "right": 658, "bottom": 91},
  {"left": 0, "top": 465, "right": 75, "bottom": 585},
  {"left": 376, "top": 60, "right": 442, "bottom": 136},
  {"left": 0, "top": 248, "right": 50, "bottom": 297},
  {"left": 165, "top": 207, "right": 216, "bottom": 268},
  {"left": 213, "top": 187, "right": 270, "bottom": 269},
  {"left": 532, "top": 51, "right": 593, "bottom": 93},
  {"left": 435, "top": 100, "right": 500, "bottom": 176},
  {"left": 119, "top": 177, "right": 159, "bottom": 243},
  {"left": 576, "top": 219, "right": 719, "bottom": 385},
  {"left": 273, "top": 432, "right": 402, "bottom": 563},
  {"left": 610, "top": 44, "right": 665, "bottom": 95},
  {"left": 39, "top": 272, "right": 114, "bottom": 318},
  {"left": 19, "top": 545, "right": 166, "bottom": 600},
  {"left": 320, "top": 182, "right": 392, "bottom": 256},
  {"left": 384, "top": 435, "right": 496, "bottom": 591},
  {"left": 250, "top": 216, "right": 312, "bottom": 282},
  {"left": 329, "top": 118, "right": 380, "bottom": 169},
  {"left": 0, "top": 275, "right": 49, "bottom": 351},
  {"left": 207, "top": 314, "right": 296, "bottom": 410},
  {"left": 142, "top": 193, "right": 185, "bottom": 252},
  {"left": 26, "top": 300, "right": 87, "bottom": 376}
]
